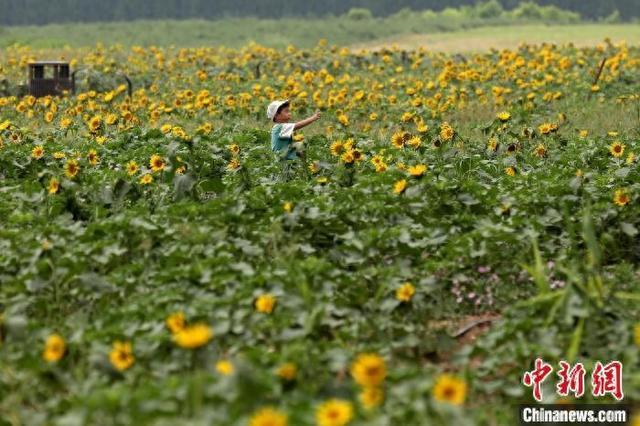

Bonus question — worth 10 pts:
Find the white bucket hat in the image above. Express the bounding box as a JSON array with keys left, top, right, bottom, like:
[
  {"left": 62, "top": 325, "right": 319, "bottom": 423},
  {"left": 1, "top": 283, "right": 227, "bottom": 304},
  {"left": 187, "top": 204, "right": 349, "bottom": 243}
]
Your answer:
[{"left": 266, "top": 99, "right": 289, "bottom": 121}]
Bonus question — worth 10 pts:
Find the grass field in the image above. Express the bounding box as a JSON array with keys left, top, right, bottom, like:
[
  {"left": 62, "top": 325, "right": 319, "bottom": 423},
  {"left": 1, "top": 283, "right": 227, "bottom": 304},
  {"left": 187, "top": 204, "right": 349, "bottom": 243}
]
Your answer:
[
  {"left": 352, "top": 24, "right": 640, "bottom": 52},
  {"left": 1, "top": 17, "right": 638, "bottom": 51}
]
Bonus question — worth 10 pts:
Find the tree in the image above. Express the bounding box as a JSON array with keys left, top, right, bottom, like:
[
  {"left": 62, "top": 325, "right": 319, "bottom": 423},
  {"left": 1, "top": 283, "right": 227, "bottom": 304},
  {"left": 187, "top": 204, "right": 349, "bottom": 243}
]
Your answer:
[{"left": 0, "top": 0, "right": 637, "bottom": 26}]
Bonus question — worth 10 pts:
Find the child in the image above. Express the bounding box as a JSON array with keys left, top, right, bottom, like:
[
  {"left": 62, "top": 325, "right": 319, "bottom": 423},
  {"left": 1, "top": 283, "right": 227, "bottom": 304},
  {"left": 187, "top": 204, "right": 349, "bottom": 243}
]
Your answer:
[{"left": 267, "top": 100, "right": 321, "bottom": 162}]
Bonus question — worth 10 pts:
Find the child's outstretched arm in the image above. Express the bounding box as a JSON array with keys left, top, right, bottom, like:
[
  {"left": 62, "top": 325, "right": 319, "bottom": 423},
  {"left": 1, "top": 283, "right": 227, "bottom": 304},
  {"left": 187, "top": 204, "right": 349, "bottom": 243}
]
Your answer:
[{"left": 293, "top": 110, "right": 321, "bottom": 130}]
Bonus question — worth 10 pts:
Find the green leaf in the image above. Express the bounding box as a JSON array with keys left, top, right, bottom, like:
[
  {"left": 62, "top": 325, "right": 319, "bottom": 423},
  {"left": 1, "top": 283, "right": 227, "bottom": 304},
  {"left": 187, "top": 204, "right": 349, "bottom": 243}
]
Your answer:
[
  {"left": 613, "top": 292, "right": 640, "bottom": 301},
  {"left": 458, "top": 193, "right": 479, "bottom": 206},
  {"left": 197, "top": 178, "right": 224, "bottom": 194},
  {"left": 173, "top": 174, "right": 195, "bottom": 201},
  {"left": 620, "top": 222, "right": 638, "bottom": 237},
  {"left": 566, "top": 318, "right": 584, "bottom": 362},
  {"left": 614, "top": 167, "right": 630, "bottom": 178},
  {"left": 522, "top": 238, "right": 551, "bottom": 295},
  {"left": 230, "top": 262, "right": 254, "bottom": 277}
]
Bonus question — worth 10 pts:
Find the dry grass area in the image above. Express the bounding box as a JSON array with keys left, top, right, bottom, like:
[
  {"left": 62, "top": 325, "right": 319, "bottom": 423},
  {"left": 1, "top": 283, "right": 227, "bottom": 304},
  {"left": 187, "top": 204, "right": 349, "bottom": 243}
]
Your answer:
[{"left": 350, "top": 24, "right": 640, "bottom": 52}]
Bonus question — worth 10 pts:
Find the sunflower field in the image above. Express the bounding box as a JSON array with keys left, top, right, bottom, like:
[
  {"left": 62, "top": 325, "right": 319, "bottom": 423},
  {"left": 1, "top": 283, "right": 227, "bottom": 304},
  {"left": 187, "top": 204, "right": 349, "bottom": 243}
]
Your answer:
[{"left": 0, "top": 40, "right": 639, "bottom": 425}]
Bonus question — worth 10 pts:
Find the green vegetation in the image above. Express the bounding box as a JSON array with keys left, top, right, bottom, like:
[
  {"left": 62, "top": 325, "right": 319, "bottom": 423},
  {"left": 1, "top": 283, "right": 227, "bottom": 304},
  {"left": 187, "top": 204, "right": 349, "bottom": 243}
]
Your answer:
[
  {"left": 0, "top": 39, "right": 639, "bottom": 424},
  {"left": 0, "top": 3, "right": 624, "bottom": 50}
]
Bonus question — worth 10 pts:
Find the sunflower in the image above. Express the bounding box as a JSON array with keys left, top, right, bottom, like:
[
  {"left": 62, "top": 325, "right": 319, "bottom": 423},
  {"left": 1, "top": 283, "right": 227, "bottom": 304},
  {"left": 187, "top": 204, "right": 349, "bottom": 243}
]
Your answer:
[
  {"left": 533, "top": 144, "right": 547, "bottom": 158},
  {"left": 249, "top": 407, "right": 288, "bottom": 426},
  {"left": 149, "top": 154, "right": 166, "bottom": 172},
  {"left": 42, "top": 334, "right": 66, "bottom": 362},
  {"left": 172, "top": 323, "right": 213, "bottom": 349},
  {"left": 165, "top": 311, "right": 185, "bottom": 334},
  {"left": 440, "top": 122, "right": 454, "bottom": 141},
  {"left": 276, "top": 363, "right": 297, "bottom": 381},
  {"left": 88, "top": 115, "right": 102, "bottom": 133},
  {"left": 497, "top": 111, "right": 511, "bottom": 122},
  {"left": 487, "top": 138, "right": 498, "bottom": 152},
  {"left": 609, "top": 141, "right": 625, "bottom": 158},
  {"left": 401, "top": 111, "right": 414, "bottom": 122},
  {"left": 87, "top": 149, "right": 99, "bottom": 166},
  {"left": 634, "top": 324, "right": 640, "bottom": 347},
  {"left": 215, "top": 360, "right": 234, "bottom": 376},
  {"left": 613, "top": 189, "right": 630, "bottom": 207},
  {"left": 391, "top": 131, "right": 408, "bottom": 149},
  {"left": 126, "top": 161, "right": 139, "bottom": 176},
  {"left": 64, "top": 159, "right": 80, "bottom": 179},
  {"left": 105, "top": 113, "right": 118, "bottom": 125},
  {"left": 31, "top": 145, "right": 44, "bottom": 159},
  {"left": 407, "top": 164, "right": 427, "bottom": 177},
  {"left": 228, "top": 144, "right": 240, "bottom": 155},
  {"left": 538, "top": 123, "right": 553, "bottom": 135},
  {"left": 121, "top": 111, "right": 134, "bottom": 122},
  {"left": 626, "top": 153, "right": 636, "bottom": 165},
  {"left": 255, "top": 294, "right": 276, "bottom": 314},
  {"left": 227, "top": 158, "right": 241, "bottom": 170},
  {"left": 407, "top": 136, "right": 422, "bottom": 149},
  {"left": 315, "top": 399, "right": 353, "bottom": 426},
  {"left": 109, "top": 341, "right": 135, "bottom": 371},
  {"left": 283, "top": 202, "right": 293, "bottom": 213},
  {"left": 350, "top": 353, "right": 386, "bottom": 387},
  {"left": 330, "top": 141, "right": 345, "bottom": 156},
  {"left": 505, "top": 167, "right": 516, "bottom": 177},
  {"left": 341, "top": 151, "right": 355, "bottom": 164},
  {"left": 197, "top": 122, "right": 213, "bottom": 134},
  {"left": 337, "top": 113, "right": 349, "bottom": 126},
  {"left": 395, "top": 282, "right": 415, "bottom": 302},
  {"left": 48, "top": 177, "right": 60, "bottom": 195},
  {"left": 393, "top": 179, "right": 407, "bottom": 194},
  {"left": 358, "top": 387, "right": 384, "bottom": 410},
  {"left": 416, "top": 121, "right": 429, "bottom": 133},
  {"left": 309, "top": 162, "right": 320, "bottom": 174},
  {"left": 139, "top": 174, "right": 153, "bottom": 185},
  {"left": 433, "top": 374, "right": 467, "bottom": 406}
]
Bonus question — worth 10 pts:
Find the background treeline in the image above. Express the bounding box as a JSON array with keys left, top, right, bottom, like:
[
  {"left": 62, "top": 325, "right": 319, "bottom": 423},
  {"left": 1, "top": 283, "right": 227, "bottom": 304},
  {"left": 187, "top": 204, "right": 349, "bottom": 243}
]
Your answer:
[
  {"left": 0, "top": 1, "right": 604, "bottom": 49},
  {"left": 0, "top": 0, "right": 637, "bottom": 26}
]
